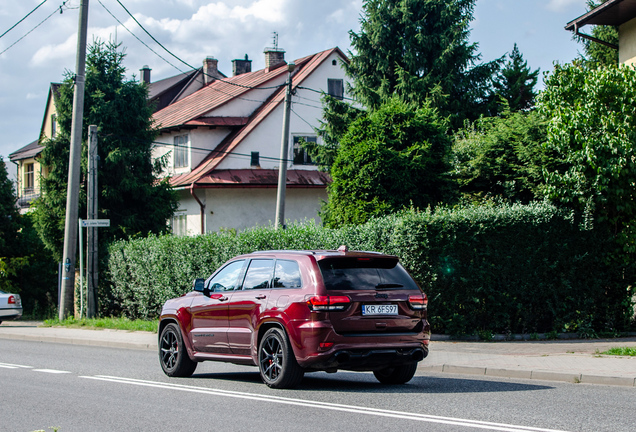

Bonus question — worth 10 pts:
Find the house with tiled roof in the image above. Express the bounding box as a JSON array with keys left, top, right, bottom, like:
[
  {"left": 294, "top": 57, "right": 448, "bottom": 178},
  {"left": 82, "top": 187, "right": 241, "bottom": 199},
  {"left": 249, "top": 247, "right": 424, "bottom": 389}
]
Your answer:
[
  {"left": 566, "top": 0, "right": 636, "bottom": 65},
  {"left": 8, "top": 83, "right": 61, "bottom": 212},
  {"left": 7, "top": 62, "right": 214, "bottom": 213},
  {"left": 152, "top": 46, "right": 350, "bottom": 235}
]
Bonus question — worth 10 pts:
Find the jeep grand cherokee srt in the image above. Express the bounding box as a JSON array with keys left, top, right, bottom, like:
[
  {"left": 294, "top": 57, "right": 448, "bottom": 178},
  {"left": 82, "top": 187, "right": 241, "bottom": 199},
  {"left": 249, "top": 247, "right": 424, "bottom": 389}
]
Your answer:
[{"left": 158, "top": 247, "right": 430, "bottom": 388}]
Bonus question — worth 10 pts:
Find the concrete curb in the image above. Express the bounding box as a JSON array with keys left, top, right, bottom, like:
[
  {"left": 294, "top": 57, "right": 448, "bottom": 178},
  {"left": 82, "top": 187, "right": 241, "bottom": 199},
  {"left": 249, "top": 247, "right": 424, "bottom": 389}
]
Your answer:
[
  {"left": 0, "top": 330, "right": 156, "bottom": 351},
  {"left": 2, "top": 323, "right": 635, "bottom": 388},
  {"left": 418, "top": 364, "right": 636, "bottom": 387}
]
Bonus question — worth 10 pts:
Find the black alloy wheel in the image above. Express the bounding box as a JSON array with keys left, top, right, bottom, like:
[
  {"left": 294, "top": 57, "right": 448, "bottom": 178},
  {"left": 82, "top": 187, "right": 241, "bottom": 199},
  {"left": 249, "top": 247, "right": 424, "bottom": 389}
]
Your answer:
[
  {"left": 373, "top": 363, "right": 418, "bottom": 384},
  {"left": 258, "top": 327, "right": 304, "bottom": 389},
  {"left": 159, "top": 322, "right": 197, "bottom": 377}
]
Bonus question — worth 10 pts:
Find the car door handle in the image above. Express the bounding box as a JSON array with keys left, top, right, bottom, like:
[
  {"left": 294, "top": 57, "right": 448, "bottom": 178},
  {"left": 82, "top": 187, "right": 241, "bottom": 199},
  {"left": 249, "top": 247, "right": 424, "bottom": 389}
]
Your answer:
[
  {"left": 210, "top": 294, "right": 229, "bottom": 301},
  {"left": 255, "top": 294, "right": 267, "bottom": 299}
]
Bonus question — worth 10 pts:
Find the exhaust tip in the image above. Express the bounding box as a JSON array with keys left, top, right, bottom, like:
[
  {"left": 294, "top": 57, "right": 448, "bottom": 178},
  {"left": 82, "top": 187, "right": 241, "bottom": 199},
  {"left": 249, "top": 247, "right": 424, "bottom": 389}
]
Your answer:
[{"left": 412, "top": 349, "right": 425, "bottom": 362}]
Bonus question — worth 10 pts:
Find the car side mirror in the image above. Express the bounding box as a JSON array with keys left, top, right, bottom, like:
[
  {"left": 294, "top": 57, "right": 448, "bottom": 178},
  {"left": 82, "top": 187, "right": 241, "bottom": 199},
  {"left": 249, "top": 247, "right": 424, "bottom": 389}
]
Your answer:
[{"left": 193, "top": 278, "right": 205, "bottom": 292}]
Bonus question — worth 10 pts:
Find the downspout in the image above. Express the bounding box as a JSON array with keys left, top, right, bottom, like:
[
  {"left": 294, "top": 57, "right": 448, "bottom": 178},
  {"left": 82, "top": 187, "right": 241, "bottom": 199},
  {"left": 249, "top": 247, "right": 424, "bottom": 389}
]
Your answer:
[
  {"left": 574, "top": 23, "right": 618, "bottom": 50},
  {"left": 189, "top": 184, "right": 205, "bottom": 235}
]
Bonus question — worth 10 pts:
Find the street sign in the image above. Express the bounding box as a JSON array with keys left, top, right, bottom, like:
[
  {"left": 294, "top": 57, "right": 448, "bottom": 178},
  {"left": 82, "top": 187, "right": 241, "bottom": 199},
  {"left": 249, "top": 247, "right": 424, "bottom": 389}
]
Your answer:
[{"left": 81, "top": 219, "right": 110, "bottom": 228}]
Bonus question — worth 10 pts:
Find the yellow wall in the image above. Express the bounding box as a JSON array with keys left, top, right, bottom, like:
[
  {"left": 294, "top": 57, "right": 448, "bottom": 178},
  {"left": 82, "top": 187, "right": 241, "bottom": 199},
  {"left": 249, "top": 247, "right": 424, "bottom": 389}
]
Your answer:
[
  {"left": 41, "top": 92, "right": 58, "bottom": 140},
  {"left": 15, "top": 88, "right": 57, "bottom": 211},
  {"left": 619, "top": 17, "right": 636, "bottom": 66}
]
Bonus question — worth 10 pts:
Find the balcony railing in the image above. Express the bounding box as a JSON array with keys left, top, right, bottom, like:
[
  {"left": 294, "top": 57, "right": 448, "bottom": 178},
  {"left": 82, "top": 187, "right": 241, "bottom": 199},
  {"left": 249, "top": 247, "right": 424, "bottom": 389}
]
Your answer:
[{"left": 17, "top": 188, "right": 40, "bottom": 209}]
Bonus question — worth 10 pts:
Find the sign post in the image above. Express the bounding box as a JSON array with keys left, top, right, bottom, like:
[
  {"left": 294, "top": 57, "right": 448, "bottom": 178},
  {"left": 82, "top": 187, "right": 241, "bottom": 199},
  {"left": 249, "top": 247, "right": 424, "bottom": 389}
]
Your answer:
[{"left": 78, "top": 219, "right": 110, "bottom": 318}]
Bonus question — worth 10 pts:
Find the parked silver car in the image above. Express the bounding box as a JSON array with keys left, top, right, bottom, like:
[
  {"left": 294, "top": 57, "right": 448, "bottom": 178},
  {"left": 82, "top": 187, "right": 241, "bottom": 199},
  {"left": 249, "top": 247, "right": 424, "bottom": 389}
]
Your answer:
[{"left": 0, "top": 290, "right": 23, "bottom": 324}]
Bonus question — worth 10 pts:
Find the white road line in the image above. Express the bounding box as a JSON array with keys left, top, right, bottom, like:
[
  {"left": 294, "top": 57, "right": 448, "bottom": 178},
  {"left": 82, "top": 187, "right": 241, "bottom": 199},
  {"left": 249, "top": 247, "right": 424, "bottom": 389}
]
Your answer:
[
  {"left": 0, "top": 362, "right": 33, "bottom": 369},
  {"left": 81, "top": 375, "right": 571, "bottom": 432},
  {"left": 33, "top": 369, "right": 71, "bottom": 374}
]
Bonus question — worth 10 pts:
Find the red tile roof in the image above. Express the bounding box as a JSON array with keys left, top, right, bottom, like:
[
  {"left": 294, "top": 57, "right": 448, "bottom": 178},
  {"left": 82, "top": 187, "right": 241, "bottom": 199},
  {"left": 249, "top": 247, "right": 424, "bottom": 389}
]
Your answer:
[
  {"left": 192, "top": 169, "right": 331, "bottom": 188},
  {"left": 163, "top": 47, "right": 346, "bottom": 188}
]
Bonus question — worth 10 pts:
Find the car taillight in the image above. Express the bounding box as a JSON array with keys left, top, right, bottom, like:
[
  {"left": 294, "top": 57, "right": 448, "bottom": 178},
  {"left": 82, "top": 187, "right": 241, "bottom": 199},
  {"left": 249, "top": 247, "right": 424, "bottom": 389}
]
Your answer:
[
  {"left": 408, "top": 293, "right": 427, "bottom": 310},
  {"left": 8, "top": 295, "right": 16, "bottom": 304},
  {"left": 307, "top": 295, "right": 351, "bottom": 311}
]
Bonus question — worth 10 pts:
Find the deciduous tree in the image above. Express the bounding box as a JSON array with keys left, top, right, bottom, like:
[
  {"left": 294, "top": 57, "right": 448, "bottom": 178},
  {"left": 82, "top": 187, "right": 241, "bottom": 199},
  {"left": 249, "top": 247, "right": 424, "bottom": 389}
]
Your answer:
[
  {"left": 323, "top": 98, "right": 450, "bottom": 227},
  {"left": 538, "top": 64, "right": 636, "bottom": 255},
  {"left": 450, "top": 110, "right": 552, "bottom": 204}
]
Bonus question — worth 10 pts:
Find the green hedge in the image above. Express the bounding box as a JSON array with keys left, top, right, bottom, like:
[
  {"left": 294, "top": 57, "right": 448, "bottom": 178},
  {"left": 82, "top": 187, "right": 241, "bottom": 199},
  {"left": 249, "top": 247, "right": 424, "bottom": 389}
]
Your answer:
[{"left": 105, "top": 203, "right": 634, "bottom": 335}]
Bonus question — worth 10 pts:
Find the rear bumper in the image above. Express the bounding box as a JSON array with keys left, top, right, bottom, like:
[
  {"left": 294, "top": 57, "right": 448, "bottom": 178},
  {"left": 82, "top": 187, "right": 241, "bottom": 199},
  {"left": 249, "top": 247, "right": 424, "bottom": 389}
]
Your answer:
[
  {"left": 303, "top": 345, "right": 428, "bottom": 372},
  {"left": 0, "top": 307, "right": 23, "bottom": 321}
]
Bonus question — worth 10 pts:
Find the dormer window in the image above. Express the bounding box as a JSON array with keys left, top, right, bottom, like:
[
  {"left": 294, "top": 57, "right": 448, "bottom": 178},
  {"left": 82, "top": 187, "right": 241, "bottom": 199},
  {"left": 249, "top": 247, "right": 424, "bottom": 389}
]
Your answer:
[{"left": 174, "top": 135, "right": 189, "bottom": 168}]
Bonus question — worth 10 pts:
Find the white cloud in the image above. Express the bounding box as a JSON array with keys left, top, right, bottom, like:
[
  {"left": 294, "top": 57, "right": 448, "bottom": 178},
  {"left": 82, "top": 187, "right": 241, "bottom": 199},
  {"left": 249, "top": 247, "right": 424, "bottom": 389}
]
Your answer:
[
  {"left": 30, "top": 34, "right": 77, "bottom": 67},
  {"left": 546, "top": 0, "right": 585, "bottom": 13}
]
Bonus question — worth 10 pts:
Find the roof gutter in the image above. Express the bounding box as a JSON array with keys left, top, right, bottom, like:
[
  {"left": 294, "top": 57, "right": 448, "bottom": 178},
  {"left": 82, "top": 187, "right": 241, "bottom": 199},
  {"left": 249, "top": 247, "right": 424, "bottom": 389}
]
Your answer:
[
  {"left": 189, "top": 184, "right": 205, "bottom": 235},
  {"left": 572, "top": 23, "right": 619, "bottom": 50}
]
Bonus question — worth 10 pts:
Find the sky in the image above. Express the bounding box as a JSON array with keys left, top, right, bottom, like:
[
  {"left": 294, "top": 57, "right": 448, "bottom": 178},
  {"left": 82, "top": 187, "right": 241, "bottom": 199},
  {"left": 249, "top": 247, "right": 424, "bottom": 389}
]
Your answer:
[{"left": 0, "top": 0, "right": 594, "bottom": 163}]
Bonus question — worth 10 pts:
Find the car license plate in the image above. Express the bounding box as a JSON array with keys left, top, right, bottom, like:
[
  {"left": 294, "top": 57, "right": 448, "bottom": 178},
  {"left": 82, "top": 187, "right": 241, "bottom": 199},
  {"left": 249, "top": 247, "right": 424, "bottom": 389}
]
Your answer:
[{"left": 362, "top": 304, "right": 398, "bottom": 315}]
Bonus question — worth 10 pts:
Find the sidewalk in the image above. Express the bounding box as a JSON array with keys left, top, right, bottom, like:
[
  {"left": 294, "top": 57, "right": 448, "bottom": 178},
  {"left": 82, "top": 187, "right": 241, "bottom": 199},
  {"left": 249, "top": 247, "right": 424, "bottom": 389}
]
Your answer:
[{"left": 1, "top": 320, "right": 635, "bottom": 387}]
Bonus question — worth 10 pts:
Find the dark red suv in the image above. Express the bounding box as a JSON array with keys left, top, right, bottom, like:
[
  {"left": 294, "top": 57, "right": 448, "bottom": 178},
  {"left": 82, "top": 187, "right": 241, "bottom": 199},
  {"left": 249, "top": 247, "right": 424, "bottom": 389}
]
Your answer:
[{"left": 158, "top": 247, "right": 430, "bottom": 388}]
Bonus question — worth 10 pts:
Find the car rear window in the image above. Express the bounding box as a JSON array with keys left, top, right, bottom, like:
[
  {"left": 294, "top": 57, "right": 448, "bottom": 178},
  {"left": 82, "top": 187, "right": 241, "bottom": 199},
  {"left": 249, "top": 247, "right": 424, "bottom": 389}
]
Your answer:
[{"left": 318, "top": 257, "right": 420, "bottom": 291}]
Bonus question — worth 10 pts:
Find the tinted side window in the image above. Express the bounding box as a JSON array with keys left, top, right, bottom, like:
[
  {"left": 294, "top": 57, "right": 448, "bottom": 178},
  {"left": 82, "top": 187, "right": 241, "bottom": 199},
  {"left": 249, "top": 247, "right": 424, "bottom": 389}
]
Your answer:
[
  {"left": 206, "top": 260, "right": 244, "bottom": 292},
  {"left": 242, "top": 259, "right": 275, "bottom": 290},
  {"left": 318, "top": 257, "right": 420, "bottom": 291},
  {"left": 273, "top": 260, "right": 302, "bottom": 289}
]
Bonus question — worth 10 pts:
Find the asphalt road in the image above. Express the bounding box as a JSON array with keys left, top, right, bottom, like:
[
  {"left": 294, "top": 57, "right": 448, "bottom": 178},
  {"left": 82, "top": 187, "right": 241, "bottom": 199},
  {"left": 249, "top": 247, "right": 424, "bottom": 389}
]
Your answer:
[{"left": 1, "top": 339, "right": 634, "bottom": 432}]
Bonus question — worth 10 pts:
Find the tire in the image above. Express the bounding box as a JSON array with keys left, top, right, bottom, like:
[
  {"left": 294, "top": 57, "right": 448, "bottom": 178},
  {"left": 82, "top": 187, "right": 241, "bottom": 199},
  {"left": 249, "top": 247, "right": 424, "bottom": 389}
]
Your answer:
[
  {"left": 258, "top": 327, "right": 304, "bottom": 389},
  {"left": 373, "top": 363, "right": 418, "bottom": 384},
  {"left": 159, "top": 323, "right": 197, "bottom": 377}
]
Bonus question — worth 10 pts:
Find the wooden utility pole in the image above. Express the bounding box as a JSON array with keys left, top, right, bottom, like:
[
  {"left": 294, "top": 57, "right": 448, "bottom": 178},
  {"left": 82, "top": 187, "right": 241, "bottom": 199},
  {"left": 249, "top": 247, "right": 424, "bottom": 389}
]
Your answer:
[
  {"left": 275, "top": 62, "right": 295, "bottom": 230},
  {"left": 87, "top": 125, "right": 98, "bottom": 318},
  {"left": 59, "top": 0, "right": 89, "bottom": 320}
]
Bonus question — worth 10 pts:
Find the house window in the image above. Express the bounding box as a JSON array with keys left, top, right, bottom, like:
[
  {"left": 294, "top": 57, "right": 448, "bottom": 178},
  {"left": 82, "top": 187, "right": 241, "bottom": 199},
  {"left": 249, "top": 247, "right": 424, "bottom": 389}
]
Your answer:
[
  {"left": 293, "top": 136, "right": 316, "bottom": 165},
  {"left": 173, "top": 135, "right": 189, "bottom": 168},
  {"left": 24, "top": 163, "right": 34, "bottom": 192},
  {"left": 327, "top": 79, "right": 344, "bottom": 100},
  {"left": 172, "top": 214, "right": 188, "bottom": 236},
  {"left": 51, "top": 114, "right": 57, "bottom": 138}
]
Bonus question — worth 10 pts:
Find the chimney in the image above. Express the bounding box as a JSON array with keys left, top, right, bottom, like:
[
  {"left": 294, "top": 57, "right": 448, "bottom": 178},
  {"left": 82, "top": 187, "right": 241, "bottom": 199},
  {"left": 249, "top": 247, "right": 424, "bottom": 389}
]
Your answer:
[
  {"left": 140, "top": 65, "right": 151, "bottom": 84},
  {"left": 232, "top": 54, "right": 252, "bottom": 76},
  {"left": 203, "top": 57, "right": 218, "bottom": 85},
  {"left": 264, "top": 49, "right": 285, "bottom": 72}
]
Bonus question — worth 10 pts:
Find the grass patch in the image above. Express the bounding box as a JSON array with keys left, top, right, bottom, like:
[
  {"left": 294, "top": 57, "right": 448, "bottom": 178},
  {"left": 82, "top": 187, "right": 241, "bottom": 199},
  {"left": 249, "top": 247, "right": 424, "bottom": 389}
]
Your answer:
[
  {"left": 42, "top": 316, "right": 158, "bottom": 333},
  {"left": 600, "top": 347, "right": 636, "bottom": 356}
]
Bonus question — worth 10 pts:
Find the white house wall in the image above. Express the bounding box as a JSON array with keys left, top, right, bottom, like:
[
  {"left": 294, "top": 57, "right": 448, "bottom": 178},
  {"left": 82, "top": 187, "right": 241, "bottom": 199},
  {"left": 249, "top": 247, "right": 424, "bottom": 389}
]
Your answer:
[
  {"left": 216, "top": 52, "right": 350, "bottom": 171},
  {"left": 178, "top": 187, "right": 327, "bottom": 233},
  {"left": 153, "top": 127, "right": 234, "bottom": 177}
]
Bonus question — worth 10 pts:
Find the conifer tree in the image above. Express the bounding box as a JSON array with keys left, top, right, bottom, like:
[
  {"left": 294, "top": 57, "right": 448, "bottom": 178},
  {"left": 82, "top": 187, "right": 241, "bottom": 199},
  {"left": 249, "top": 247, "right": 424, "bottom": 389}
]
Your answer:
[
  {"left": 494, "top": 44, "right": 539, "bottom": 112},
  {"left": 345, "top": 0, "right": 499, "bottom": 128},
  {"left": 32, "top": 41, "right": 177, "bottom": 260}
]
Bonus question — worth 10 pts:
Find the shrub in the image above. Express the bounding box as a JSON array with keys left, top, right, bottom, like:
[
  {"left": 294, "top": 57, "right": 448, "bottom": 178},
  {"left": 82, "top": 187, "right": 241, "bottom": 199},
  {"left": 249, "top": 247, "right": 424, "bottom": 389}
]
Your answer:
[{"left": 106, "top": 203, "right": 634, "bottom": 334}]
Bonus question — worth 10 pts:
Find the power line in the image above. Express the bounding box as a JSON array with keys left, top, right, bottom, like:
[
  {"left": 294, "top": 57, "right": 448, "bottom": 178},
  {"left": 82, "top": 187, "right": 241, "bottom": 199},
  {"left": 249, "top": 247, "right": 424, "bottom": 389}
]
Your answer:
[
  {"left": 113, "top": 0, "right": 281, "bottom": 91},
  {"left": 291, "top": 107, "right": 317, "bottom": 130},
  {"left": 292, "top": 100, "right": 323, "bottom": 110},
  {"left": 0, "top": 1, "right": 68, "bottom": 57},
  {"left": 104, "top": 132, "right": 294, "bottom": 163},
  {"left": 0, "top": 0, "right": 48, "bottom": 40},
  {"left": 97, "top": 0, "right": 186, "bottom": 74},
  {"left": 296, "top": 85, "right": 357, "bottom": 102}
]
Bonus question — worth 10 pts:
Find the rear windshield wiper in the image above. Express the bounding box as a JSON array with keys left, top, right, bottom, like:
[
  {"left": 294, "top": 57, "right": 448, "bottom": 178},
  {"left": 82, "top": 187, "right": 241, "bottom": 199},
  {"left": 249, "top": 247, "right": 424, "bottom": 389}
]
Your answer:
[{"left": 375, "top": 283, "right": 404, "bottom": 289}]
